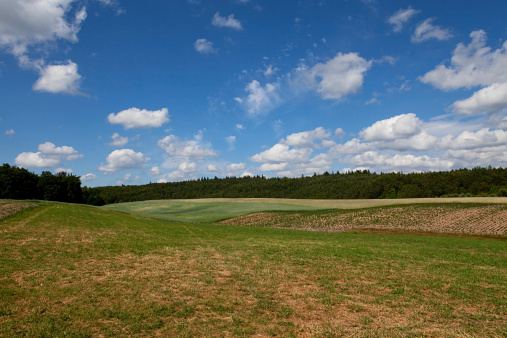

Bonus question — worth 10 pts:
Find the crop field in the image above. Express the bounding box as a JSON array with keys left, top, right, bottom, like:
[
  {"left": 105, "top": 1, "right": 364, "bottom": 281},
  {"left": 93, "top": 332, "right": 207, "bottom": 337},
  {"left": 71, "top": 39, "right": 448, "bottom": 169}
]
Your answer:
[
  {"left": 102, "top": 196, "right": 507, "bottom": 223},
  {"left": 0, "top": 199, "right": 506, "bottom": 337}
]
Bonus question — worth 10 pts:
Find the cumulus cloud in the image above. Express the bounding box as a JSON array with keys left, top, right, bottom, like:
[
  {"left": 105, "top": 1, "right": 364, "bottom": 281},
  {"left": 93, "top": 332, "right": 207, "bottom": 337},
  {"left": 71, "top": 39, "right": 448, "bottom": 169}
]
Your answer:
[
  {"left": 442, "top": 128, "right": 507, "bottom": 150},
  {"left": 349, "top": 152, "right": 454, "bottom": 172},
  {"left": 257, "top": 163, "right": 288, "bottom": 172},
  {"left": 55, "top": 167, "right": 73, "bottom": 174},
  {"left": 166, "top": 162, "right": 198, "bottom": 181},
  {"left": 0, "top": 0, "right": 86, "bottom": 56},
  {"left": 296, "top": 52, "right": 372, "bottom": 100},
  {"left": 212, "top": 12, "right": 243, "bottom": 30},
  {"left": 107, "top": 107, "right": 170, "bottom": 129},
  {"left": 14, "top": 142, "right": 82, "bottom": 168},
  {"left": 388, "top": 7, "right": 420, "bottom": 32},
  {"left": 452, "top": 82, "right": 507, "bottom": 116},
  {"left": 420, "top": 30, "right": 507, "bottom": 90},
  {"left": 226, "top": 162, "right": 246, "bottom": 172},
  {"left": 116, "top": 173, "right": 141, "bottom": 185},
  {"left": 107, "top": 132, "right": 128, "bottom": 147},
  {"left": 359, "top": 113, "right": 423, "bottom": 141},
  {"left": 15, "top": 152, "right": 60, "bottom": 168},
  {"left": 157, "top": 133, "right": 217, "bottom": 158},
  {"left": 282, "top": 127, "right": 331, "bottom": 148},
  {"left": 207, "top": 164, "right": 219, "bottom": 172},
  {"left": 149, "top": 166, "right": 161, "bottom": 176},
  {"left": 411, "top": 18, "right": 452, "bottom": 43},
  {"left": 244, "top": 80, "right": 280, "bottom": 115},
  {"left": 5, "top": 129, "right": 15, "bottom": 136},
  {"left": 32, "top": 60, "right": 84, "bottom": 95},
  {"left": 0, "top": 1, "right": 88, "bottom": 94},
  {"left": 194, "top": 38, "right": 218, "bottom": 54},
  {"left": 250, "top": 144, "right": 312, "bottom": 163},
  {"left": 98, "top": 149, "right": 149, "bottom": 172},
  {"left": 80, "top": 173, "right": 97, "bottom": 182}
]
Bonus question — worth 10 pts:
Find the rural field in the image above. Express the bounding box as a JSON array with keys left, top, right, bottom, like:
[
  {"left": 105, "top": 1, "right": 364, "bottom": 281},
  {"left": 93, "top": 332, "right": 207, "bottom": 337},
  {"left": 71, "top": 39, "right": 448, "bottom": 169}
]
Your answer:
[{"left": 0, "top": 198, "right": 506, "bottom": 337}]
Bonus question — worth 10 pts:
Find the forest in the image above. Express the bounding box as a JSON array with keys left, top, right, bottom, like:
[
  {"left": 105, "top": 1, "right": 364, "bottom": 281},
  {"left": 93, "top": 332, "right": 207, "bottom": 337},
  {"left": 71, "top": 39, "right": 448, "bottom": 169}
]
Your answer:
[
  {"left": 0, "top": 164, "right": 82, "bottom": 203},
  {"left": 1, "top": 163, "right": 506, "bottom": 205},
  {"left": 84, "top": 166, "right": 507, "bottom": 205}
]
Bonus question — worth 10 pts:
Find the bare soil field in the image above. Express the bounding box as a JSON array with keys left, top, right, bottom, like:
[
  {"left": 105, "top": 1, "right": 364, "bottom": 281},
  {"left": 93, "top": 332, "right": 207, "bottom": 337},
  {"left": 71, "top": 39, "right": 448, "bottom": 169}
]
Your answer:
[{"left": 220, "top": 203, "right": 507, "bottom": 236}]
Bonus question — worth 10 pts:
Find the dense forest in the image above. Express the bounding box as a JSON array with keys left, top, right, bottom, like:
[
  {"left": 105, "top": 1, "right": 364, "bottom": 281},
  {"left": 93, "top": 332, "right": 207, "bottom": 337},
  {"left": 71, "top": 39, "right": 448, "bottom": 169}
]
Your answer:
[
  {"left": 1, "top": 163, "right": 506, "bottom": 205},
  {"left": 0, "top": 164, "right": 82, "bottom": 203},
  {"left": 84, "top": 166, "right": 507, "bottom": 205}
]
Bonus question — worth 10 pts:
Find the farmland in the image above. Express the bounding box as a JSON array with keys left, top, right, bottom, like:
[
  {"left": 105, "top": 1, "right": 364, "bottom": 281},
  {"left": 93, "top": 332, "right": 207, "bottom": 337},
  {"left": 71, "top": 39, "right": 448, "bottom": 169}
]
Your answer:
[{"left": 0, "top": 199, "right": 506, "bottom": 336}]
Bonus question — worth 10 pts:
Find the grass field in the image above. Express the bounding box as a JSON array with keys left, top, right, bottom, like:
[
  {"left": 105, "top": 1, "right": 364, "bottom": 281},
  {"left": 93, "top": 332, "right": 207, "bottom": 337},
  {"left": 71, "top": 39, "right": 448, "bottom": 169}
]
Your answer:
[{"left": 1, "top": 199, "right": 506, "bottom": 336}]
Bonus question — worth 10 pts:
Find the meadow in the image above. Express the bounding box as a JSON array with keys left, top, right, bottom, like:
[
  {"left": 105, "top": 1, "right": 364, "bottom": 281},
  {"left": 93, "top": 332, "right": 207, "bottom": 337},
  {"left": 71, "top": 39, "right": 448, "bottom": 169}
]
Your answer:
[{"left": 0, "top": 199, "right": 506, "bottom": 337}]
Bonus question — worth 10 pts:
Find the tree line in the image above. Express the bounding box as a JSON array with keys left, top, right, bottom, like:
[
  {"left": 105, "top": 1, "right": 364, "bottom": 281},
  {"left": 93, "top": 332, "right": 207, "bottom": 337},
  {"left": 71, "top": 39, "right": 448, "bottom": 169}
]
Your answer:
[
  {"left": 2, "top": 163, "right": 506, "bottom": 205},
  {"left": 0, "top": 163, "right": 82, "bottom": 203},
  {"left": 84, "top": 166, "right": 507, "bottom": 205}
]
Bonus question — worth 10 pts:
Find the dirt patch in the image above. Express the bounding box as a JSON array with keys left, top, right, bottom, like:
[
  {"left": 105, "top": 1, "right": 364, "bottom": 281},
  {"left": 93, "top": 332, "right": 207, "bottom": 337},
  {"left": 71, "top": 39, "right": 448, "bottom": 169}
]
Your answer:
[
  {"left": 219, "top": 204, "right": 507, "bottom": 236},
  {"left": 0, "top": 202, "right": 36, "bottom": 219}
]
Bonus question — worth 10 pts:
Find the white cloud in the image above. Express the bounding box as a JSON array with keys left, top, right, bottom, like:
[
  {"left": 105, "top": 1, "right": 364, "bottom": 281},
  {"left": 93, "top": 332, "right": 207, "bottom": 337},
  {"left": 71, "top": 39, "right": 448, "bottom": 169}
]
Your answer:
[
  {"left": 107, "top": 133, "right": 128, "bottom": 147},
  {"left": 55, "top": 167, "right": 73, "bottom": 174},
  {"left": 329, "top": 138, "right": 373, "bottom": 156},
  {"left": 249, "top": 144, "right": 312, "bottom": 163},
  {"left": 116, "top": 173, "right": 141, "bottom": 185},
  {"left": 297, "top": 52, "right": 372, "bottom": 100},
  {"left": 411, "top": 18, "right": 452, "bottom": 43},
  {"left": 194, "top": 38, "right": 218, "bottom": 54},
  {"left": 240, "top": 171, "right": 253, "bottom": 178},
  {"left": 452, "top": 82, "right": 507, "bottom": 116},
  {"left": 212, "top": 12, "right": 243, "bottom": 30},
  {"left": 388, "top": 7, "right": 420, "bottom": 32},
  {"left": 107, "top": 107, "right": 170, "bottom": 129},
  {"left": 349, "top": 151, "right": 454, "bottom": 172},
  {"left": 33, "top": 60, "right": 84, "bottom": 95},
  {"left": 14, "top": 142, "right": 82, "bottom": 168},
  {"left": 166, "top": 162, "right": 197, "bottom": 181},
  {"left": 15, "top": 152, "right": 61, "bottom": 168},
  {"left": 359, "top": 113, "right": 423, "bottom": 141},
  {"left": 264, "top": 65, "right": 277, "bottom": 77},
  {"left": 37, "top": 142, "right": 82, "bottom": 160},
  {"left": 98, "top": 149, "right": 149, "bottom": 172},
  {"left": 225, "top": 135, "right": 236, "bottom": 145},
  {"left": 158, "top": 134, "right": 217, "bottom": 158},
  {"left": 5, "top": 129, "right": 15, "bottom": 136},
  {"left": 80, "top": 173, "right": 97, "bottom": 182},
  {"left": 226, "top": 162, "right": 246, "bottom": 172},
  {"left": 420, "top": 30, "right": 507, "bottom": 90},
  {"left": 442, "top": 128, "right": 507, "bottom": 150},
  {"left": 0, "top": 0, "right": 86, "bottom": 56},
  {"left": 244, "top": 80, "right": 280, "bottom": 115},
  {"left": 282, "top": 127, "right": 330, "bottom": 148},
  {"left": 149, "top": 166, "right": 161, "bottom": 176},
  {"left": 257, "top": 163, "right": 288, "bottom": 172},
  {"left": 235, "top": 123, "right": 245, "bottom": 130},
  {"left": 207, "top": 164, "right": 219, "bottom": 172}
]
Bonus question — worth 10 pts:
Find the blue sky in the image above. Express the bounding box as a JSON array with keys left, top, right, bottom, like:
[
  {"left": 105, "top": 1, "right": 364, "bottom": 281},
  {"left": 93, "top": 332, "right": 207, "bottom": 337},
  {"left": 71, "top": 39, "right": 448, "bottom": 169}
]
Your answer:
[{"left": 1, "top": 0, "right": 507, "bottom": 187}]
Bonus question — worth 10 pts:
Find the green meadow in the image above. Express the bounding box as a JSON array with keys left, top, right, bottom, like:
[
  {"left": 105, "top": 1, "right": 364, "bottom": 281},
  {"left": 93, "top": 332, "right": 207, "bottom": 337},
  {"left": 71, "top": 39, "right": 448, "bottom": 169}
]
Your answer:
[{"left": 0, "top": 200, "right": 506, "bottom": 337}]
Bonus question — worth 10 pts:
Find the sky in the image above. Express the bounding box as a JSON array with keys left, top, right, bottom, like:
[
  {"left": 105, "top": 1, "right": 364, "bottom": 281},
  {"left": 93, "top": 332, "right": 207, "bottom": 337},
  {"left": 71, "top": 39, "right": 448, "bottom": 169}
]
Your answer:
[{"left": 1, "top": 0, "right": 507, "bottom": 187}]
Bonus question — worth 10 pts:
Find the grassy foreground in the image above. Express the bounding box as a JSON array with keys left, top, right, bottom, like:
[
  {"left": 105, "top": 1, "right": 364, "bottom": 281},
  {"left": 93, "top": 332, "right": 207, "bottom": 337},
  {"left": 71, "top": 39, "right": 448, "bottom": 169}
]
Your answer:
[{"left": 0, "top": 202, "right": 506, "bottom": 336}]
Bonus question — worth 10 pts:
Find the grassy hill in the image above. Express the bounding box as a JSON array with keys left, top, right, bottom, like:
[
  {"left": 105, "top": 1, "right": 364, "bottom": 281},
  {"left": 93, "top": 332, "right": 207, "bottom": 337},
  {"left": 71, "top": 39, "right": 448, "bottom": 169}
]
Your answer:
[{"left": 1, "top": 200, "right": 506, "bottom": 336}]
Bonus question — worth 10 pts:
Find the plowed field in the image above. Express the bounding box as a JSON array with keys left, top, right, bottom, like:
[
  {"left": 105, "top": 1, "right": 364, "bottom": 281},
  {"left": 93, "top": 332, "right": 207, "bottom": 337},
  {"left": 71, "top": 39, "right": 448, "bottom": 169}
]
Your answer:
[{"left": 220, "top": 204, "right": 507, "bottom": 236}]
